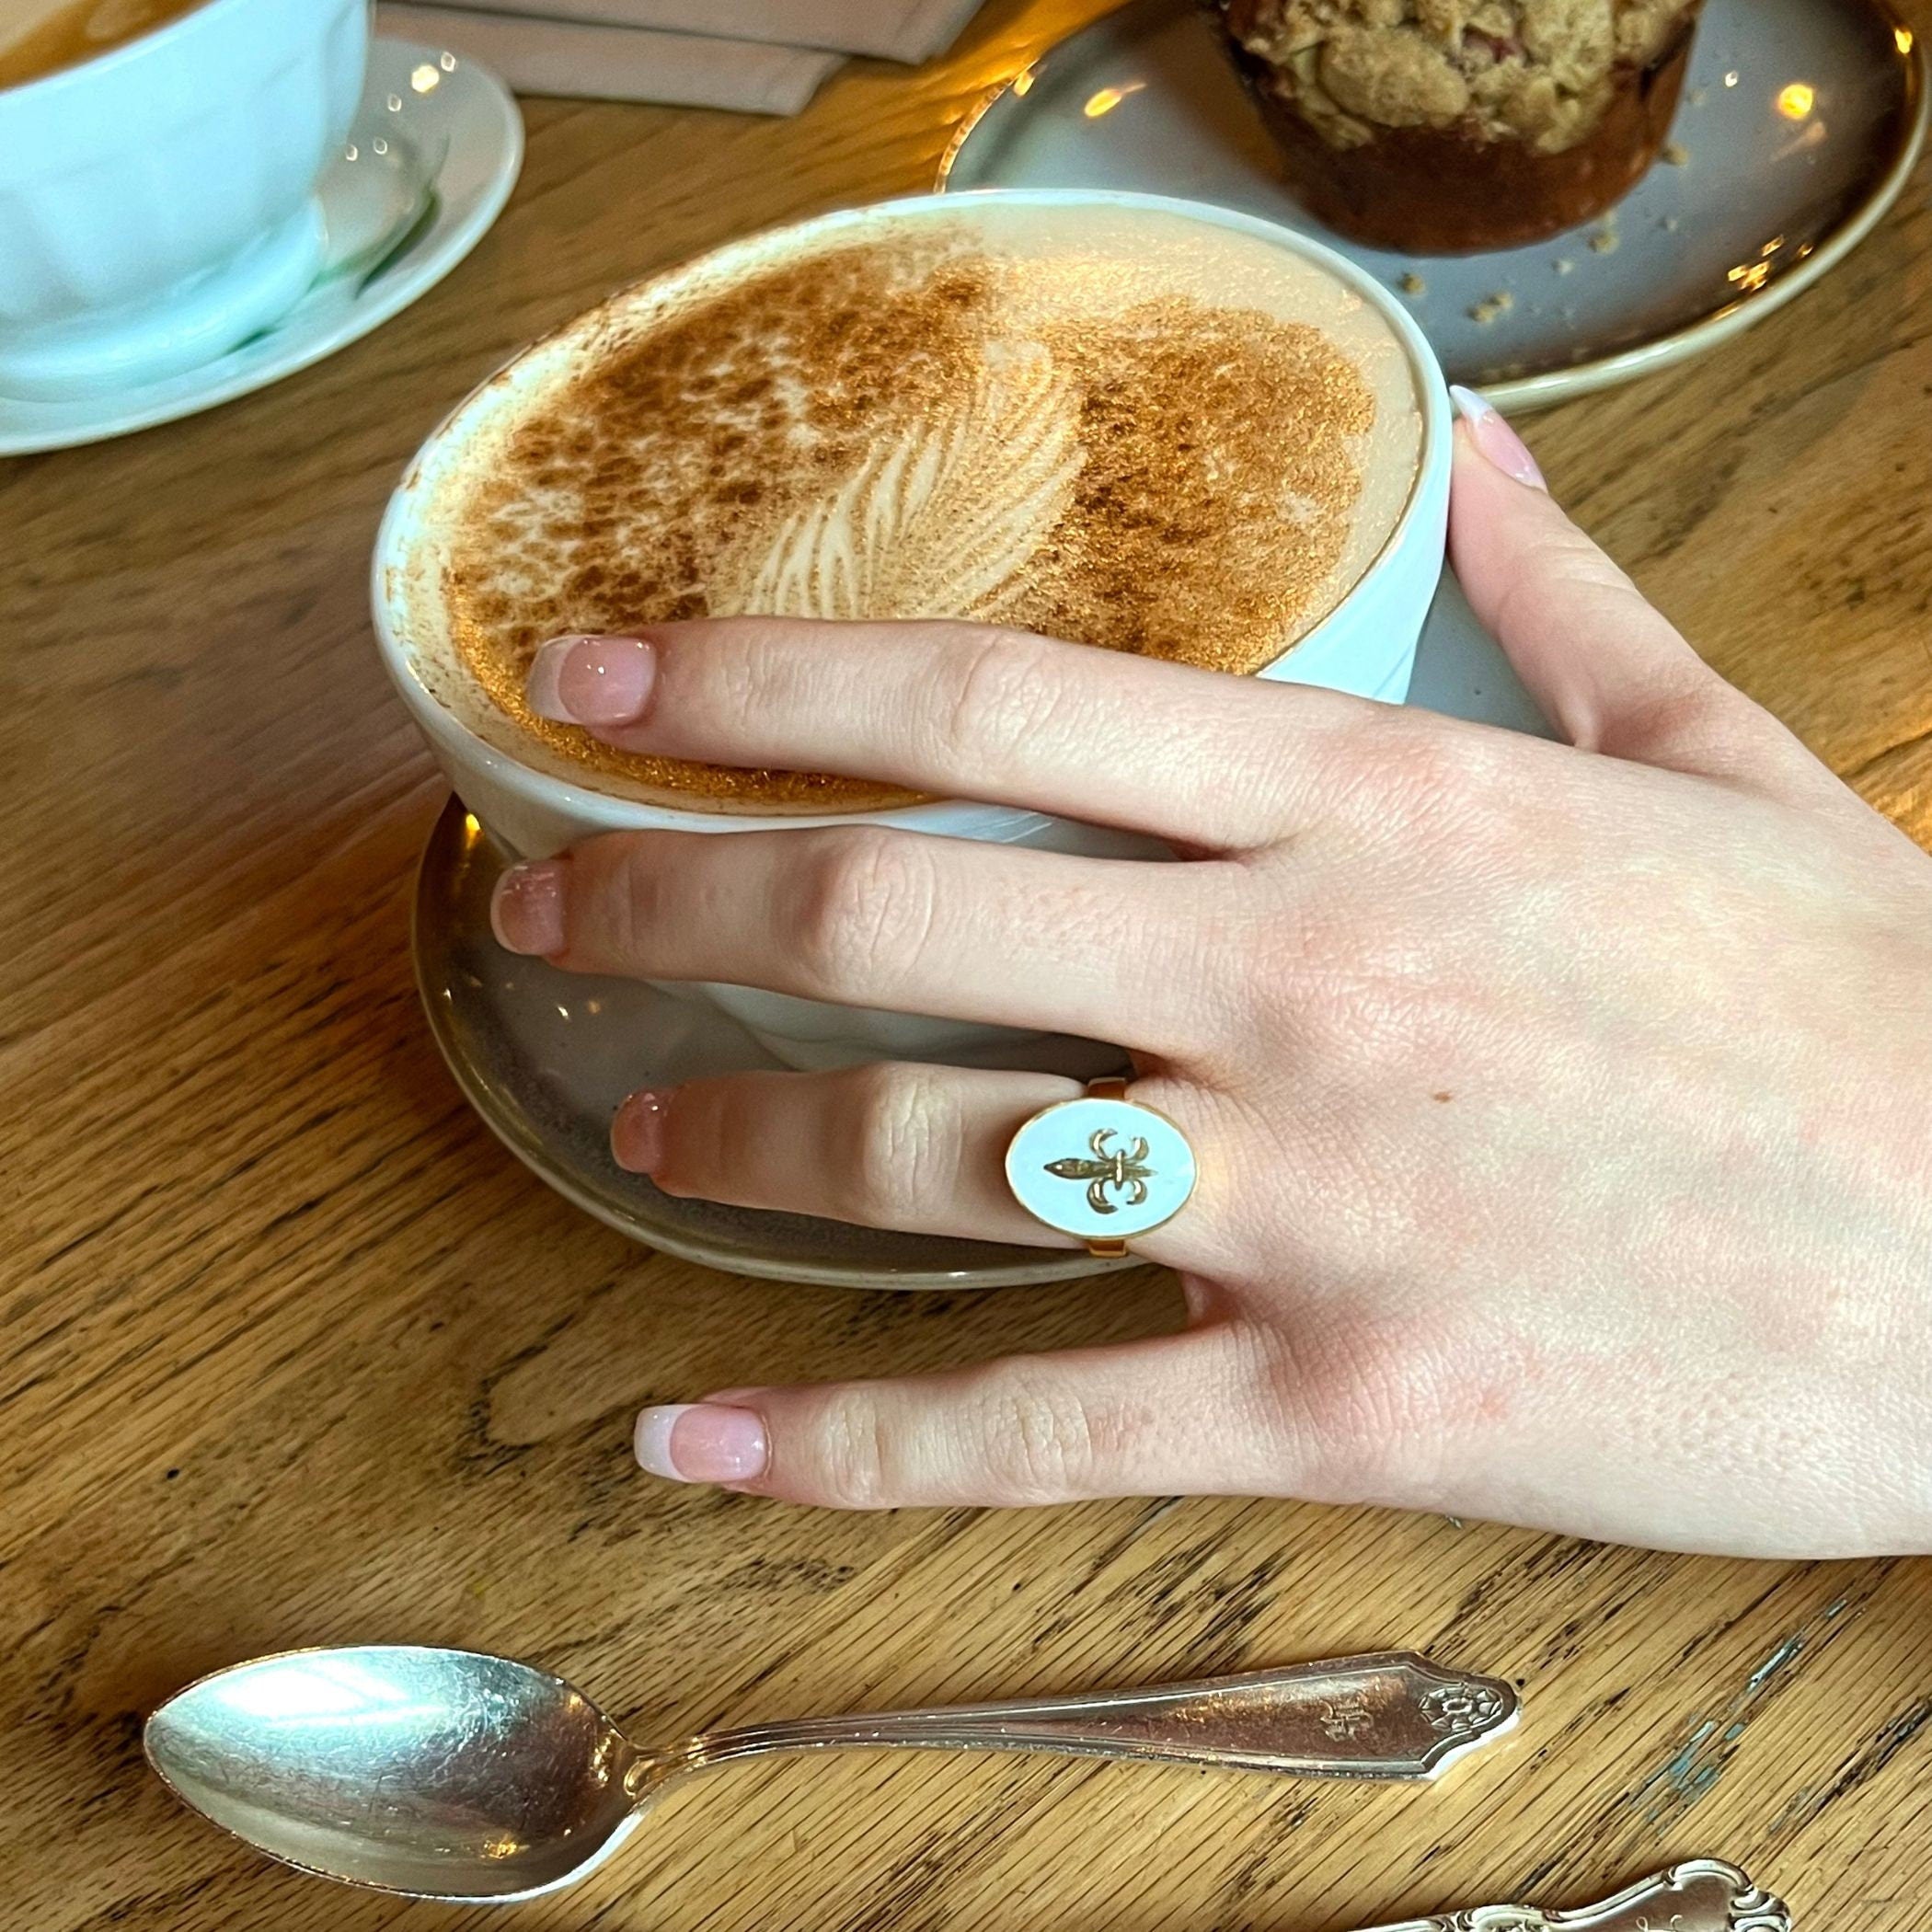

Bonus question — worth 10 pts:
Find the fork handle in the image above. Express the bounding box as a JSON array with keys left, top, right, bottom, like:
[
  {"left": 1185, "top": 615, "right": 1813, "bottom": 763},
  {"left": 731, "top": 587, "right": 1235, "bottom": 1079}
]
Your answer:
[
  {"left": 672, "top": 1651, "right": 1516, "bottom": 1783},
  {"left": 1363, "top": 1857, "right": 1788, "bottom": 1931}
]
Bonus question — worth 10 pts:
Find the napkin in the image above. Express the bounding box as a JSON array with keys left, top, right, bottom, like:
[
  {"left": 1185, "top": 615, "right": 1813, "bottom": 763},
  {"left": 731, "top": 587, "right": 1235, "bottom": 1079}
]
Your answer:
[
  {"left": 402, "top": 0, "right": 988, "bottom": 61},
  {"left": 376, "top": 4, "right": 845, "bottom": 111}
]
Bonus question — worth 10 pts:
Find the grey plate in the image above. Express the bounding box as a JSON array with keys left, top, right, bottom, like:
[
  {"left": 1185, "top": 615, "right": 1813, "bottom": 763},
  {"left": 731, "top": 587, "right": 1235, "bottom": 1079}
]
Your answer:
[
  {"left": 938, "top": 0, "right": 1926, "bottom": 410},
  {"left": 411, "top": 569, "right": 1551, "bottom": 1292}
]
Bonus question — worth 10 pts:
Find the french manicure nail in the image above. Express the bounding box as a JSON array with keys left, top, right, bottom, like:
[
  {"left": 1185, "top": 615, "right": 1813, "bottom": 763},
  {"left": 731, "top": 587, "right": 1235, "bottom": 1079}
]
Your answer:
[
  {"left": 635, "top": 1403, "right": 769, "bottom": 1484},
  {"left": 611, "top": 1088, "right": 671, "bottom": 1173},
  {"left": 490, "top": 858, "right": 568, "bottom": 956},
  {"left": 527, "top": 634, "right": 657, "bottom": 728},
  {"left": 1450, "top": 384, "right": 1547, "bottom": 491}
]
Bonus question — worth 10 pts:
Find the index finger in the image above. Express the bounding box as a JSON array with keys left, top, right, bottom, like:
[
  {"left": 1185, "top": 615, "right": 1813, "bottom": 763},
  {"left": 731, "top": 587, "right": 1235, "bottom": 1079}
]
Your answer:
[{"left": 525, "top": 618, "right": 1365, "bottom": 849}]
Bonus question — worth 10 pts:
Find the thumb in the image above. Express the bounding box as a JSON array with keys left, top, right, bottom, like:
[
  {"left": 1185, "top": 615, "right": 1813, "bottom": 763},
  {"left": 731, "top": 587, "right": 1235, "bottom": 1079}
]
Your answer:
[
  {"left": 632, "top": 1325, "right": 1295, "bottom": 1509},
  {"left": 1448, "top": 389, "right": 1825, "bottom": 799}
]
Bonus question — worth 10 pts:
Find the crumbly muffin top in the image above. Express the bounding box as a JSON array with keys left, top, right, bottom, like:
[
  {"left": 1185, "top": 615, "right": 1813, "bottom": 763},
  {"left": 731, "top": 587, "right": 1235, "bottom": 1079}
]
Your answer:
[{"left": 1225, "top": 0, "right": 1696, "bottom": 153}]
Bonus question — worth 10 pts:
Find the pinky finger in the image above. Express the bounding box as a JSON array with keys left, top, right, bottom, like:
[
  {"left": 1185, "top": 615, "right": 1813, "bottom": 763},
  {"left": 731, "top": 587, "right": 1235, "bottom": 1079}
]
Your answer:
[{"left": 635, "top": 1325, "right": 1294, "bottom": 1509}]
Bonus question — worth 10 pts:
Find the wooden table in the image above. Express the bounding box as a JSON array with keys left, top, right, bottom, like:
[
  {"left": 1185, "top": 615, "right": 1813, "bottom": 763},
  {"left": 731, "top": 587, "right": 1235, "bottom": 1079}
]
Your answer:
[{"left": 6, "top": 4, "right": 1932, "bottom": 1925}]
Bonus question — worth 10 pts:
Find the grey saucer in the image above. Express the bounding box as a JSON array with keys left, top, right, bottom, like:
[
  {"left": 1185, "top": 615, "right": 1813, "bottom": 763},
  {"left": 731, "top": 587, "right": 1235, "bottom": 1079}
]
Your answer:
[
  {"left": 938, "top": 0, "right": 1926, "bottom": 410},
  {"left": 413, "top": 814, "right": 1125, "bottom": 1290},
  {"left": 412, "top": 570, "right": 1551, "bottom": 1291}
]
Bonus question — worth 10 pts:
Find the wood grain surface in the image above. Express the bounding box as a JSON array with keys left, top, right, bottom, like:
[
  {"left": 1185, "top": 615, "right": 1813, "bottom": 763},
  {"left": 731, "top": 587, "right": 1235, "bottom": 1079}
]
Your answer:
[{"left": 6, "top": 3, "right": 1932, "bottom": 1926}]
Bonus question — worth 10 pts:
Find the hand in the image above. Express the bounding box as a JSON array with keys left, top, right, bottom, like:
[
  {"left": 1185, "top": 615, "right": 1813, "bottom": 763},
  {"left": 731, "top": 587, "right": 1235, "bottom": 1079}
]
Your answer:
[{"left": 490, "top": 400, "right": 1932, "bottom": 1556}]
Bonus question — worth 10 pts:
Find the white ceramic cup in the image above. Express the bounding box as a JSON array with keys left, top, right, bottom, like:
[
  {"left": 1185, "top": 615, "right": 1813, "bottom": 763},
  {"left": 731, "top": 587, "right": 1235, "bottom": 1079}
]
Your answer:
[
  {"left": 374, "top": 189, "right": 1452, "bottom": 1073},
  {"left": 0, "top": 0, "right": 369, "bottom": 397}
]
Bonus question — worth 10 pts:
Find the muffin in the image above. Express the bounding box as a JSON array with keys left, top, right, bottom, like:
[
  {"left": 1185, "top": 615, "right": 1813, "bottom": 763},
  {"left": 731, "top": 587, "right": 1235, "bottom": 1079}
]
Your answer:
[{"left": 1212, "top": 0, "right": 1703, "bottom": 253}]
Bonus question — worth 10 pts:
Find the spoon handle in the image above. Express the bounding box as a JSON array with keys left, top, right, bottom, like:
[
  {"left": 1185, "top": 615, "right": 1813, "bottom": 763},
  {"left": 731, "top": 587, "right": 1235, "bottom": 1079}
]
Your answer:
[
  {"left": 667, "top": 1651, "right": 1515, "bottom": 1783},
  {"left": 1361, "top": 1857, "right": 1788, "bottom": 1931}
]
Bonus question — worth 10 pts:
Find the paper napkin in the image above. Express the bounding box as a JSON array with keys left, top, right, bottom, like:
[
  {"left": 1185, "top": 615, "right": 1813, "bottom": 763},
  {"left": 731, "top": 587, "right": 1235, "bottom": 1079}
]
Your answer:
[
  {"left": 402, "top": 0, "right": 988, "bottom": 60},
  {"left": 377, "top": 3, "right": 845, "bottom": 110}
]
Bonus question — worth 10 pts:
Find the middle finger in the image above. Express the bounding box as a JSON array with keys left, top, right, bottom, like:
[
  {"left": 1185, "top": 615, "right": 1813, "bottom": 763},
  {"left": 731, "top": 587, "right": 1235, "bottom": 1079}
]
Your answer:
[{"left": 493, "top": 827, "right": 1222, "bottom": 1053}]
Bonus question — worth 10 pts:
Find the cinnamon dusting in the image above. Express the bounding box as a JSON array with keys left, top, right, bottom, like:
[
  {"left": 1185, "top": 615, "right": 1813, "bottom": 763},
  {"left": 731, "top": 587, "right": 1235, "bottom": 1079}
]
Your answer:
[{"left": 437, "top": 225, "right": 1389, "bottom": 811}]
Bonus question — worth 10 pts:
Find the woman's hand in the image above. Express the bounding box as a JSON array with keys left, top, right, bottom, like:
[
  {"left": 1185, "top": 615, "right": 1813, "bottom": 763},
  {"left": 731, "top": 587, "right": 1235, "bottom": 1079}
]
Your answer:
[{"left": 491, "top": 405, "right": 1932, "bottom": 1557}]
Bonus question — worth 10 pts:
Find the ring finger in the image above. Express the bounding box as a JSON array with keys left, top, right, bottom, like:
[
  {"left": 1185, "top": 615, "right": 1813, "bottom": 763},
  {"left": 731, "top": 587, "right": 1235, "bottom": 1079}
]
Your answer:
[{"left": 614, "top": 1064, "right": 1232, "bottom": 1271}]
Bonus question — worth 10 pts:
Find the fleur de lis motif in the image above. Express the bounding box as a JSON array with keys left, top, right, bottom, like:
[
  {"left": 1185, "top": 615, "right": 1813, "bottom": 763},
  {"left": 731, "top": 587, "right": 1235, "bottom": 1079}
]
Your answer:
[
  {"left": 1044, "top": 1128, "right": 1154, "bottom": 1216},
  {"left": 1316, "top": 1693, "right": 1374, "bottom": 1742}
]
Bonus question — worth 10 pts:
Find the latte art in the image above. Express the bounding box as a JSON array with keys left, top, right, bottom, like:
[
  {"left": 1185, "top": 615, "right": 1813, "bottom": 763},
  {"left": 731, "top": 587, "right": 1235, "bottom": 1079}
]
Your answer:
[
  {"left": 713, "top": 344, "right": 1082, "bottom": 627},
  {"left": 401, "top": 201, "right": 1423, "bottom": 811}
]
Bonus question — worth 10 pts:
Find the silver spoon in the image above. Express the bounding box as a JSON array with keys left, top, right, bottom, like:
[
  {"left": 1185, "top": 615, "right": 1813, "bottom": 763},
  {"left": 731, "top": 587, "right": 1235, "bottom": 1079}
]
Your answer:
[{"left": 144, "top": 1645, "right": 1517, "bottom": 1903}]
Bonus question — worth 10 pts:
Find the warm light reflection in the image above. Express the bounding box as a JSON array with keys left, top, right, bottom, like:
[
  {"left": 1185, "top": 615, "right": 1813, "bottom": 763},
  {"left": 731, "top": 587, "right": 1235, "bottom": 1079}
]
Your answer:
[
  {"left": 462, "top": 811, "right": 481, "bottom": 838},
  {"left": 1898, "top": 26, "right": 1915, "bottom": 54},
  {"left": 1727, "top": 261, "right": 1772, "bottom": 292},
  {"left": 1011, "top": 65, "right": 1035, "bottom": 95},
  {"left": 1083, "top": 81, "right": 1145, "bottom": 117},
  {"left": 411, "top": 62, "right": 441, "bottom": 92},
  {"left": 1777, "top": 82, "right": 1815, "bottom": 121}
]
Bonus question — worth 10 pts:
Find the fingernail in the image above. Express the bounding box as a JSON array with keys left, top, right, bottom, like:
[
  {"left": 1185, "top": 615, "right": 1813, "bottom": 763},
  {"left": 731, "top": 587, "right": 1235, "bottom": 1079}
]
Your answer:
[
  {"left": 1450, "top": 385, "right": 1547, "bottom": 490},
  {"left": 611, "top": 1088, "right": 670, "bottom": 1173},
  {"left": 490, "top": 858, "right": 567, "bottom": 955},
  {"left": 635, "top": 1403, "right": 769, "bottom": 1484},
  {"left": 527, "top": 634, "right": 657, "bottom": 728}
]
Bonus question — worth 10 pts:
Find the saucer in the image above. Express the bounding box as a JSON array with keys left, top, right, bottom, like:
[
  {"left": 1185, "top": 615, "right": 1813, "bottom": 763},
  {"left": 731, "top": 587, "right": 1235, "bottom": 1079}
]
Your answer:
[
  {"left": 411, "top": 569, "right": 1554, "bottom": 1292},
  {"left": 0, "top": 38, "right": 522, "bottom": 455},
  {"left": 938, "top": 0, "right": 1927, "bottom": 411}
]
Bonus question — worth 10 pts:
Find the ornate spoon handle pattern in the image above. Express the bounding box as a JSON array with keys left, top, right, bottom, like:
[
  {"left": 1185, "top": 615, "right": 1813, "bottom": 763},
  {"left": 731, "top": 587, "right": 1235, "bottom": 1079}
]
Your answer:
[
  {"left": 660, "top": 1651, "right": 1517, "bottom": 1784},
  {"left": 1364, "top": 1860, "right": 1789, "bottom": 1932}
]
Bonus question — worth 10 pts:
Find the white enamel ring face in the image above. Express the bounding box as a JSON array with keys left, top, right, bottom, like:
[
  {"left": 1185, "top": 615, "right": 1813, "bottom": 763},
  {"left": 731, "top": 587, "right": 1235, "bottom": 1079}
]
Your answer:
[{"left": 1005, "top": 1096, "right": 1197, "bottom": 1248}]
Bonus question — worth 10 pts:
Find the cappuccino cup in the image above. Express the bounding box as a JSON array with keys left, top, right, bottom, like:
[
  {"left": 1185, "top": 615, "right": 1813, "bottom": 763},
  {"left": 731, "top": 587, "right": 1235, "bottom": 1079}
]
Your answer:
[
  {"left": 374, "top": 189, "right": 1451, "bottom": 1071},
  {"left": 0, "top": 0, "right": 369, "bottom": 397}
]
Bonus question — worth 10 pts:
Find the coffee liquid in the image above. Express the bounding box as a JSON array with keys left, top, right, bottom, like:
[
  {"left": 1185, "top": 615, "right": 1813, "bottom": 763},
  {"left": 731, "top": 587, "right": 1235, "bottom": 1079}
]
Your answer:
[{"left": 0, "top": 0, "right": 209, "bottom": 87}]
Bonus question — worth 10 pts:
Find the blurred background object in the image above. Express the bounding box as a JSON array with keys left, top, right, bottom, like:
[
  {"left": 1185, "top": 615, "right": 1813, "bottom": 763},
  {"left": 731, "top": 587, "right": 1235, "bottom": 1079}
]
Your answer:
[{"left": 374, "top": 0, "right": 991, "bottom": 109}]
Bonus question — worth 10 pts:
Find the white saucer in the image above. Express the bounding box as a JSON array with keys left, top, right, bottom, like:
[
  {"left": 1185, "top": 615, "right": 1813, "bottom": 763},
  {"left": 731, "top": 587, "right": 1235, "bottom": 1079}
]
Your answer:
[
  {"left": 939, "top": 0, "right": 1927, "bottom": 412},
  {"left": 411, "top": 571, "right": 1554, "bottom": 1292},
  {"left": 0, "top": 38, "right": 522, "bottom": 455}
]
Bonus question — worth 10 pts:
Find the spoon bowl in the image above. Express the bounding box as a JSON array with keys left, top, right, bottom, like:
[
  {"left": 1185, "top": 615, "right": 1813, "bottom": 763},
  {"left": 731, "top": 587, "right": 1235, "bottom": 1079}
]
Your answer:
[{"left": 144, "top": 1647, "right": 642, "bottom": 1901}]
